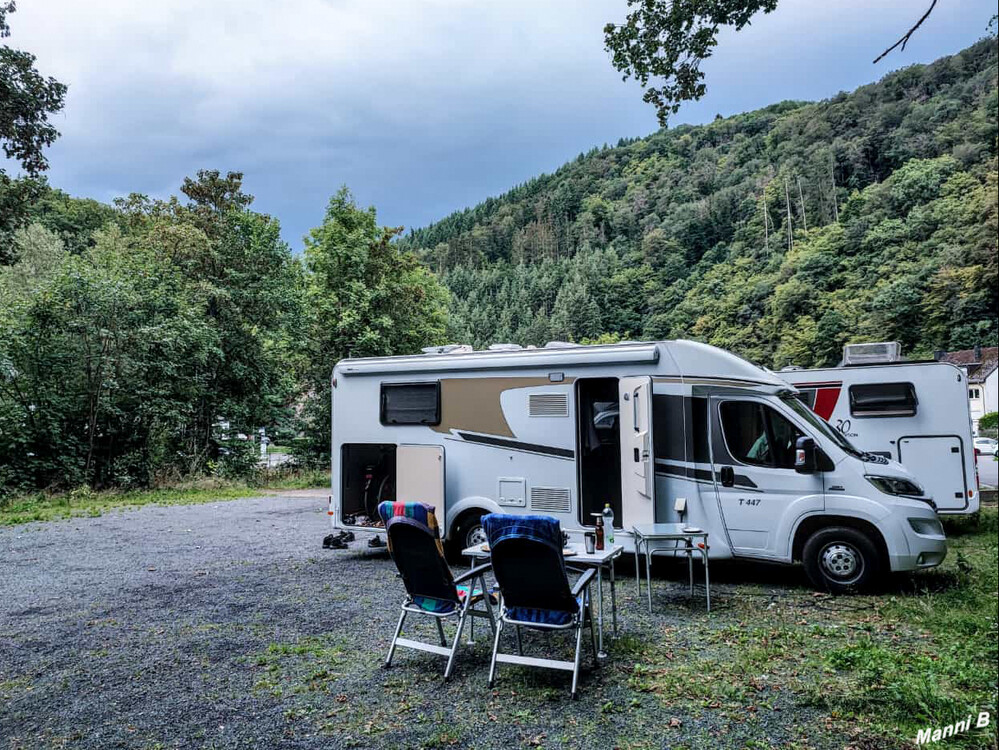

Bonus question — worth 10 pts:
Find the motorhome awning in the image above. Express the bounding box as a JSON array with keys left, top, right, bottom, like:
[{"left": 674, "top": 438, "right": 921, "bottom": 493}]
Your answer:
[{"left": 336, "top": 344, "right": 660, "bottom": 376}]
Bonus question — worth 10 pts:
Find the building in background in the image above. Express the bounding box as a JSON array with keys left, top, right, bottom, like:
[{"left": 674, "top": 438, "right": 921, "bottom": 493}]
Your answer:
[{"left": 938, "top": 346, "right": 998, "bottom": 432}]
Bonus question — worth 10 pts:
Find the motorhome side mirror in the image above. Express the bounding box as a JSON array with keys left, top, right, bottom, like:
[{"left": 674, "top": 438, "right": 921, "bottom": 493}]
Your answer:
[{"left": 795, "top": 436, "right": 817, "bottom": 474}]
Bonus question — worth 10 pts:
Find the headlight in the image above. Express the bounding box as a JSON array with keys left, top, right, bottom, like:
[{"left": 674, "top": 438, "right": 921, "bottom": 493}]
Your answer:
[
  {"left": 866, "top": 475, "right": 924, "bottom": 497},
  {"left": 908, "top": 518, "right": 945, "bottom": 536}
]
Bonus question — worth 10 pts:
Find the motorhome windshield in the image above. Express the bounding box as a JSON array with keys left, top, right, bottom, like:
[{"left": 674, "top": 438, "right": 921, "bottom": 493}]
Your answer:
[{"left": 782, "top": 394, "right": 865, "bottom": 459}]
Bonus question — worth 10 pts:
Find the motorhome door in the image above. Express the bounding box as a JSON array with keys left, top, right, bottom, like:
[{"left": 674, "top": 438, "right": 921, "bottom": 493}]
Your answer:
[
  {"left": 708, "top": 396, "right": 824, "bottom": 556},
  {"left": 396, "top": 444, "right": 445, "bottom": 522},
  {"left": 619, "top": 377, "right": 655, "bottom": 526}
]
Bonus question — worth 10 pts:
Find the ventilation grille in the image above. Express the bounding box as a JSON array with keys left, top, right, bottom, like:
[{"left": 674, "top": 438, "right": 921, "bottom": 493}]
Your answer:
[
  {"left": 530, "top": 486, "right": 572, "bottom": 513},
  {"left": 529, "top": 393, "right": 569, "bottom": 417}
]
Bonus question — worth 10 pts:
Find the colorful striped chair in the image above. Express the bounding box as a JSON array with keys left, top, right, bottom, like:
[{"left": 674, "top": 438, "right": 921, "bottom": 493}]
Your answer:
[
  {"left": 378, "top": 501, "right": 495, "bottom": 680},
  {"left": 482, "top": 513, "right": 598, "bottom": 699}
]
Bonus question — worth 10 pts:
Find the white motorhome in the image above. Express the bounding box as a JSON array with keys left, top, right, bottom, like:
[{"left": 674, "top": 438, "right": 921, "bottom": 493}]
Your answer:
[
  {"left": 329, "top": 340, "right": 946, "bottom": 592},
  {"left": 781, "top": 343, "right": 979, "bottom": 516}
]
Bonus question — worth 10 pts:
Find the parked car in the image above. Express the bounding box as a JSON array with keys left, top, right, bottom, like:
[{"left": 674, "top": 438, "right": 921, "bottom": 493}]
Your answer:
[{"left": 974, "top": 437, "right": 998, "bottom": 456}]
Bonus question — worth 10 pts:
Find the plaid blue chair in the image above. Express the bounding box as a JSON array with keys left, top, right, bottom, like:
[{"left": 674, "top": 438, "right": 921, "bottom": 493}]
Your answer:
[
  {"left": 482, "top": 513, "right": 598, "bottom": 699},
  {"left": 378, "top": 501, "right": 495, "bottom": 680}
]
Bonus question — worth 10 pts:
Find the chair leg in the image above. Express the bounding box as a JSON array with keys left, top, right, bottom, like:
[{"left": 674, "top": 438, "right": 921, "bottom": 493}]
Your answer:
[
  {"left": 570, "top": 616, "right": 584, "bottom": 700},
  {"left": 488, "top": 618, "right": 504, "bottom": 689},
  {"left": 481, "top": 576, "right": 497, "bottom": 634},
  {"left": 436, "top": 617, "right": 448, "bottom": 647},
  {"left": 445, "top": 607, "right": 468, "bottom": 681},
  {"left": 385, "top": 609, "right": 407, "bottom": 667},
  {"left": 515, "top": 625, "right": 523, "bottom": 656}
]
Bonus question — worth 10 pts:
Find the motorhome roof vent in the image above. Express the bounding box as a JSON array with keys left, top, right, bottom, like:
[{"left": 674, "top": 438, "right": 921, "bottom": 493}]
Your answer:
[
  {"left": 529, "top": 393, "right": 569, "bottom": 417},
  {"left": 421, "top": 344, "right": 473, "bottom": 355},
  {"left": 529, "top": 486, "right": 572, "bottom": 513},
  {"left": 544, "top": 341, "right": 581, "bottom": 349},
  {"left": 843, "top": 342, "right": 903, "bottom": 366},
  {"left": 487, "top": 343, "right": 523, "bottom": 351},
  {"left": 780, "top": 365, "right": 804, "bottom": 371}
]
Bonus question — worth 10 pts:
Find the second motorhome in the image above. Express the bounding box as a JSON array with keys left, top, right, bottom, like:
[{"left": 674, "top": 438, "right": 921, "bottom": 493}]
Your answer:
[
  {"left": 781, "top": 342, "right": 979, "bottom": 515},
  {"left": 329, "top": 340, "right": 946, "bottom": 592}
]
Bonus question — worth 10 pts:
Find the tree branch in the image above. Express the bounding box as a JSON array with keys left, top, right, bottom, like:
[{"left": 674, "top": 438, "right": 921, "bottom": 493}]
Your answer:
[{"left": 873, "top": 0, "right": 938, "bottom": 64}]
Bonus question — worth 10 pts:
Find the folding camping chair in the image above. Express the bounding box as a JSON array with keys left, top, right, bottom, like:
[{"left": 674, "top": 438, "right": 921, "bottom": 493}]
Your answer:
[
  {"left": 482, "top": 513, "right": 599, "bottom": 699},
  {"left": 378, "top": 501, "right": 496, "bottom": 680}
]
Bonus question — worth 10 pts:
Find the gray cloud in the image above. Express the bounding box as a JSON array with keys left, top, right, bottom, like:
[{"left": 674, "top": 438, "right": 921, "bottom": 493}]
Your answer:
[{"left": 10, "top": 0, "right": 994, "bottom": 247}]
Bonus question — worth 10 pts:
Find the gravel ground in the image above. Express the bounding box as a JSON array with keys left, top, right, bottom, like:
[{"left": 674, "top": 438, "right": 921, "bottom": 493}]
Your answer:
[{"left": 1, "top": 494, "right": 859, "bottom": 749}]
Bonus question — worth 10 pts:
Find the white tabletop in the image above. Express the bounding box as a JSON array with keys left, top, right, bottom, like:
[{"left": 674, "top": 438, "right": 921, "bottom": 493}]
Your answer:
[
  {"left": 461, "top": 541, "right": 624, "bottom": 565},
  {"left": 631, "top": 523, "right": 709, "bottom": 539}
]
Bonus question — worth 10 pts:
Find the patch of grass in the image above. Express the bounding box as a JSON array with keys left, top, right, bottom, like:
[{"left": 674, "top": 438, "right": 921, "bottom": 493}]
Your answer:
[
  {"left": 627, "top": 508, "right": 998, "bottom": 748},
  {"left": 629, "top": 622, "right": 809, "bottom": 708},
  {"left": 0, "top": 471, "right": 327, "bottom": 526},
  {"left": 421, "top": 726, "right": 461, "bottom": 748},
  {"left": 248, "top": 636, "right": 345, "bottom": 697},
  {"left": 0, "top": 676, "right": 33, "bottom": 701},
  {"left": 260, "top": 468, "right": 329, "bottom": 490},
  {"left": 808, "top": 508, "right": 998, "bottom": 746},
  {"left": 0, "top": 483, "right": 255, "bottom": 526}
]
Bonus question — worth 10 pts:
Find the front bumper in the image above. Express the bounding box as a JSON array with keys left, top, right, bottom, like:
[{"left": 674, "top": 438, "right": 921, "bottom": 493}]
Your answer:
[{"left": 886, "top": 505, "right": 947, "bottom": 572}]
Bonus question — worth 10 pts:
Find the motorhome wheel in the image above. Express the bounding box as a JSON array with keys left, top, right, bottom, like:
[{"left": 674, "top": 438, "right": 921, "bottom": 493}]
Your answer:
[
  {"left": 802, "top": 526, "right": 881, "bottom": 594},
  {"left": 453, "top": 512, "right": 487, "bottom": 551}
]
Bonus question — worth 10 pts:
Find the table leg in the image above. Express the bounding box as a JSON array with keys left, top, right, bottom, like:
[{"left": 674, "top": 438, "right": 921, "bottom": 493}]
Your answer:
[
  {"left": 702, "top": 544, "right": 711, "bottom": 612},
  {"left": 645, "top": 545, "right": 653, "bottom": 614},
  {"left": 687, "top": 539, "right": 694, "bottom": 597},
  {"left": 596, "top": 565, "right": 607, "bottom": 658},
  {"left": 610, "top": 559, "right": 617, "bottom": 636},
  {"left": 634, "top": 537, "right": 641, "bottom": 597}
]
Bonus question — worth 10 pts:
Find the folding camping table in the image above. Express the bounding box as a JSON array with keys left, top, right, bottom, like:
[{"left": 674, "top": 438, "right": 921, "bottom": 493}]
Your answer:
[
  {"left": 462, "top": 541, "right": 623, "bottom": 658},
  {"left": 632, "top": 523, "right": 710, "bottom": 612}
]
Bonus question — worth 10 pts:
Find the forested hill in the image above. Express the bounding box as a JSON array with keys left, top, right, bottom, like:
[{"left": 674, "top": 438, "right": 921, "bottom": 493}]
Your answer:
[{"left": 402, "top": 39, "right": 998, "bottom": 369}]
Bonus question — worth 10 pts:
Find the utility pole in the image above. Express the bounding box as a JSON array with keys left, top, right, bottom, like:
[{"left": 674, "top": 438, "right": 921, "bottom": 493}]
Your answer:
[
  {"left": 796, "top": 176, "right": 808, "bottom": 231},
  {"left": 762, "top": 192, "right": 770, "bottom": 256},
  {"left": 830, "top": 159, "right": 839, "bottom": 223},
  {"left": 784, "top": 178, "right": 794, "bottom": 251}
]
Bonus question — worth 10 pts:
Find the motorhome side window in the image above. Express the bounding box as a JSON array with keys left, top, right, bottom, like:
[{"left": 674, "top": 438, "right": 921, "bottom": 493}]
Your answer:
[
  {"left": 380, "top": 382, "right": 441, "bottom": 425},
  {"left": 720, "top": 401, "right": 802, "bottom": 469},
  {"left": 848, "top": 382, "right": 917, "bottom": 418}
]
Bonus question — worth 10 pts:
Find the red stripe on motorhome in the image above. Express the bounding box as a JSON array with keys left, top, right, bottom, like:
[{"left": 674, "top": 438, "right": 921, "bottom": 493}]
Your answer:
[{"left": 812, "top": 387, "right": 842, "bottom": 420}]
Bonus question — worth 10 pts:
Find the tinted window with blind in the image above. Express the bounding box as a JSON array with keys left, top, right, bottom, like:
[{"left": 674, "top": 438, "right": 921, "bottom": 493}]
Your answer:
[
  {"left": 380, "top": 382, "right": 440, "bottom": 425},
  {"left": 849, "top": 382, "right": 917, "bottom": 417},
  {"left": 720, "top": 401, "right": 802, "bottom": 469}
]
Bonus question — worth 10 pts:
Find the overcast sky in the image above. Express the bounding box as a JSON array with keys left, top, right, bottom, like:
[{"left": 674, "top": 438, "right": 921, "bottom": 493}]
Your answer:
[{"left": 9, "top": 0, "right": 995, "bottom": 248}]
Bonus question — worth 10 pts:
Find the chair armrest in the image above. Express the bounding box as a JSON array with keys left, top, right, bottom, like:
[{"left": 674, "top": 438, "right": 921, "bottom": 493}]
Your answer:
[
  {"left": 454, "top": 562, "right": 492, "bottom": 584},
  {"left": 570, "top": 567, "right": 596, "bottom": 597}
]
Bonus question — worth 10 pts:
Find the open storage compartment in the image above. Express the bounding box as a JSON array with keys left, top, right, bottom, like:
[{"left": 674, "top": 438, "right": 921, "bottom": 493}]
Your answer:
[{"left": 340, "top": 443, "right": 396, "bottom": 527}]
